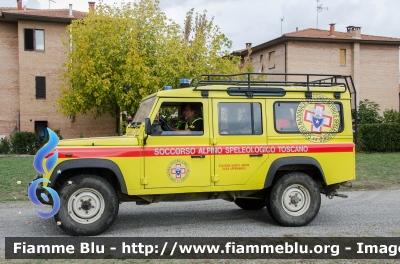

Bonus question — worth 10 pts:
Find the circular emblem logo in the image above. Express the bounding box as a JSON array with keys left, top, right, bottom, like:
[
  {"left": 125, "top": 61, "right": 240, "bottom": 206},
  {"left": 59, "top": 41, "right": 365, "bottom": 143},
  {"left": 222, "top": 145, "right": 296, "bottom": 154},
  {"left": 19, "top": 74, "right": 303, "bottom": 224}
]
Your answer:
[
  {"left": 166, "top": 159, "right": 190, "bottom": 183},
  {"left": 296, "top": 94, "right": 340, "bottom": 143}
]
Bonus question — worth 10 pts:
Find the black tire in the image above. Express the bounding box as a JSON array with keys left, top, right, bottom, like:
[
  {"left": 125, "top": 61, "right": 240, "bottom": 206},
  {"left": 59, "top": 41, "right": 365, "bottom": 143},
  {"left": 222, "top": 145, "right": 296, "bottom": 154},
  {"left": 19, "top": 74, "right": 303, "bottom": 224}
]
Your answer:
[
  {"left": 268, "top": 172, "right": 321, "bottom": 227},
  {"left": 54, "top": 175, "right": 119, "bottom": 236},
  {"left": 234, "top": 198, "right": 266, "bottom": 210},
  {"left": 265, "top": 189, "right": 278, "bottom": 222}
]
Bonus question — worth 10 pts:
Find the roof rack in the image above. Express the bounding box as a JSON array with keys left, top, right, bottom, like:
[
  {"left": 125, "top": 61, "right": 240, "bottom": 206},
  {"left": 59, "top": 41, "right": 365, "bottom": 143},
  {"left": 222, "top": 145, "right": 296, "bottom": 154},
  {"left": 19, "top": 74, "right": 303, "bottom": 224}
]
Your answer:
[
  {"left": 191, "top": 73, "right": 355, "bottom": 97},
  {"left": 190, "top": 72, "right": 358, "bottom": 143}
]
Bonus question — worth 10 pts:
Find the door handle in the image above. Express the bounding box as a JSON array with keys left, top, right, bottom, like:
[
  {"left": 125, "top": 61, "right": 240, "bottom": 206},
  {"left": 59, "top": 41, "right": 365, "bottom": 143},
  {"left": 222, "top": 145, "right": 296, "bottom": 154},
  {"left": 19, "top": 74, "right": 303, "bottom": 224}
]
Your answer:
[
  {"left": 191, "top": 155, "right": 205, "bottom": 158},
  {"left": 249, "top": 154, "right": 263, "bottom": 157}
]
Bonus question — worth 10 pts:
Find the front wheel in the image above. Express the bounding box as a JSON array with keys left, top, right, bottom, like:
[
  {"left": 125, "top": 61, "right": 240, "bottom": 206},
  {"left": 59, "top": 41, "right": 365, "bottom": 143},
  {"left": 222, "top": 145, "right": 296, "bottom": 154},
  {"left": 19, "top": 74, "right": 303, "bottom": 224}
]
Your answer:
[
  {"left": 268, "top": 172, "right": 321, "bottom": 227},
  {"left": 55, "top": 175, "right": 119, "bottom": 236}
]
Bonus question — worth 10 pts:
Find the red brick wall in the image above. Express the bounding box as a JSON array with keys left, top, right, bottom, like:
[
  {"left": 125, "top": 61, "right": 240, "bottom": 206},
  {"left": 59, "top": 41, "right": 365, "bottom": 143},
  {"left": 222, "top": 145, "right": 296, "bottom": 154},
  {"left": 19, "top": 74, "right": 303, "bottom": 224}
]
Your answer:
[
  {"left": 15, "top": 20, "right": 116, "bottom": 139},
  {"left": 359, "top": 44, "right": 399, "bottom": 111},
  {"left": 277, "top": 40, "right": 398, "bottom": 111},
  {"left": 0, "top": 22, "right": 19, "bottom": 138},
  {"left": 286, "top": 41, "right": 353, "bottom": 76}
]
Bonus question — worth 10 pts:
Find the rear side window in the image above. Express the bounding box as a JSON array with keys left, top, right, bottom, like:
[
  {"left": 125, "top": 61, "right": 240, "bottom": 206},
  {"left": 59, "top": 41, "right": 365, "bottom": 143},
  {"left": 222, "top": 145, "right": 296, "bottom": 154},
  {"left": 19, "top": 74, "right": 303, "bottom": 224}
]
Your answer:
[
  {"left": 218, "top": 103, "right": 262, "bottom": 135},
  {"left": 274, "top": 102, "right": 343, "bottom": 133}
]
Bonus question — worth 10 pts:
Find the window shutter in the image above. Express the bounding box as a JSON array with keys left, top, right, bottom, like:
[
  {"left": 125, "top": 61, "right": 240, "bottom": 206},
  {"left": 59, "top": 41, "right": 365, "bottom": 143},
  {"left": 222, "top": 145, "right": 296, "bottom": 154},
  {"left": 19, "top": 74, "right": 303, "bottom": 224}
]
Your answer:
[
  {"left": 36, "top": 76, "right": 46, "bottom": 99},
  {"left": 24, "top": 28, "right": 34, "bottom": 51},
  {"left": 340, "top": 49, "right": 346, "bottom": 66},
  {"left": 269, "top": 51, "right": 275, "bottom": 69}
]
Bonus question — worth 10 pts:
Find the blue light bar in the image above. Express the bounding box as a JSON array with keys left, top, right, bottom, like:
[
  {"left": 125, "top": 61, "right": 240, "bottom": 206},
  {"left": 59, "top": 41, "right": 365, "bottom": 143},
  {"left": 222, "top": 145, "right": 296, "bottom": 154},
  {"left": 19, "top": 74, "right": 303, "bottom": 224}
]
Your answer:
[
  {"left": 179, "top": 78, "right": 190, "bottom": 88},
  {"left": 164, "top": 86, "right": 172, "bottom": 90}
]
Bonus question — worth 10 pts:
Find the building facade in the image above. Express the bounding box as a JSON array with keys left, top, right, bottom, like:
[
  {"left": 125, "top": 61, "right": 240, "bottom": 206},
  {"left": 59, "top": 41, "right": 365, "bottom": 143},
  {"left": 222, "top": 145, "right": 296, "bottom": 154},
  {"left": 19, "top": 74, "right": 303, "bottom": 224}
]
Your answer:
[
  {"left": 235, "top": 24, "right": 400, "bottom": 112},
  {"left": 0, "top": 1, "right": 116, "bottom": 140}
]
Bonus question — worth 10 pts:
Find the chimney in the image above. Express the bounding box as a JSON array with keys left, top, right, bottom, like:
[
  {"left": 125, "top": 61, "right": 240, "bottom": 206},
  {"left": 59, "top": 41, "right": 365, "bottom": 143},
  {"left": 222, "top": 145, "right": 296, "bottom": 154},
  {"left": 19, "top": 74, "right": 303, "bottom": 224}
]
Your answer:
[
  {"left": 246, "top": 43, "right": 252, "bottom": 49},
  {"left": 329, "top": 23, "right": 336, "bottom": 36},
  {"left": 296, "top": 27, "right": 298, "bottom": 31},
  {"left": 88, "top": 2, "right": 95, "bottom": 12},
  {"left": 17, "top": 0, "right": 22, "bottom": 10},
  {"left": 69, "top": 4, "right": 73, "bottom": 16},
  {"left": 346, "top": 26, "right": 361, "bottom": 39}
]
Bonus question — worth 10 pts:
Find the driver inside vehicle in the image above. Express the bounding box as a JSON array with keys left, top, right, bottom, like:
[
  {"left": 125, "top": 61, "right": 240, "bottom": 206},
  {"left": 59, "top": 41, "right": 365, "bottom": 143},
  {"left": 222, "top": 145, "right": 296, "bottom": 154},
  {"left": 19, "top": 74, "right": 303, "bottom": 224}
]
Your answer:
[{"left": 172, "top": 103, "right": 203, "bottom": 132}]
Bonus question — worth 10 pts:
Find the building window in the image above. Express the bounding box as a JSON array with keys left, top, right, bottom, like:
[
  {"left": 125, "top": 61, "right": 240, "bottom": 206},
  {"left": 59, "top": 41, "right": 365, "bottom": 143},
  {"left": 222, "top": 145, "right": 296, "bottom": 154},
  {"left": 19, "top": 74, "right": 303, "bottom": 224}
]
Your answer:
[
  {"left": 24, "top": 28, "right": 45, "bottom": 51},
  {"left": 35, "top": 76, "right": 46, "bottom": 99},
  {"left": 268, "top": 51, "right": 275, "bottom": 69},
  {"left": 340, "top": 49, "right": 346, "bottom": 66},
  {"left": 34, "top": 121, "right": 48, "bottom": 141}
]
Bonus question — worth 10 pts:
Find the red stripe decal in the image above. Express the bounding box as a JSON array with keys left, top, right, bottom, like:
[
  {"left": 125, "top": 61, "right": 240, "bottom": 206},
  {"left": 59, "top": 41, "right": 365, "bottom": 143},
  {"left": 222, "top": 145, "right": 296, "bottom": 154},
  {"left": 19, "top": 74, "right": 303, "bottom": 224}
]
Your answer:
[
  {"left": 47, "top": 147, "right": 142, "bottom": 159},
  {"left": 50, "top": 144, "right": 354, "bottom": 158}
]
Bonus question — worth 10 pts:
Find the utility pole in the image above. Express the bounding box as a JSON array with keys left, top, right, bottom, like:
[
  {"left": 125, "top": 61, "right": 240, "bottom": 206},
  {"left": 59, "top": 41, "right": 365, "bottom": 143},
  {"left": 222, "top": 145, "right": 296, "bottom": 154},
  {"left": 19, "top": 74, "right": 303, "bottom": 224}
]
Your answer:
[
  {"left": 316, "top": 0, "right": 328, "bottom": 29},
  {"left": 280, "top": 16, "right": 284, "bottom": 35}
]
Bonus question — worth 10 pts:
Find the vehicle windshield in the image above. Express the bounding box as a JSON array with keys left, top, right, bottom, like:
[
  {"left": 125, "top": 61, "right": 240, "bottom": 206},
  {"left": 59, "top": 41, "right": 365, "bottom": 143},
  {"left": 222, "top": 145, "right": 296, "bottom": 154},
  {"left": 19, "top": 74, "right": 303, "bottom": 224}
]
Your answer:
[{"left": 132, "top": 95, "right": 156, "bottom": 124}]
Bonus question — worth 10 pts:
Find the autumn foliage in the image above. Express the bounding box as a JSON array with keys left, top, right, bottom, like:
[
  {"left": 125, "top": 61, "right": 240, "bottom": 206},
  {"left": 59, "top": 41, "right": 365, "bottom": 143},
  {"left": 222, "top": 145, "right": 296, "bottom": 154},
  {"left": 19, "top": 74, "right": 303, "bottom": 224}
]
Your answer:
[{"left": 59, "top": 0, "right": 245, "bottom": 118}]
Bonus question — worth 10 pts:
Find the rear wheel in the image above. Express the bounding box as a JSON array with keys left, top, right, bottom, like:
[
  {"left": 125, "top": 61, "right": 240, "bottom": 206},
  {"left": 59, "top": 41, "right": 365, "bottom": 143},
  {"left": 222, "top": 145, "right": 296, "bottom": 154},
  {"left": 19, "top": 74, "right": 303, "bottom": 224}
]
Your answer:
[
  {"left": 54, "top": 175, "right": 119, "bottom": 236},
  {"left": 268, "top": 172, "right": 321, "bottom": 226},
  {"left": 234, "top": 198, "right": 266, "bottom": 210},
  {"left": 266, "top": 189, "right": 277, "bottom": 222}
]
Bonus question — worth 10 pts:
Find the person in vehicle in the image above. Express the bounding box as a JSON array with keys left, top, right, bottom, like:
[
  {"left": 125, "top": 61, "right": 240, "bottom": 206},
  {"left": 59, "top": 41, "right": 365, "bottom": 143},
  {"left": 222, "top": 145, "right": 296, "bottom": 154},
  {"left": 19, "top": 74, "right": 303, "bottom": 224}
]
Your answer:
[
  {"left": 172, "top": 103, "right": 203, "bottom": 132},
  {"left": 175, "top": 103, "right": 187, "bottom": 130}
]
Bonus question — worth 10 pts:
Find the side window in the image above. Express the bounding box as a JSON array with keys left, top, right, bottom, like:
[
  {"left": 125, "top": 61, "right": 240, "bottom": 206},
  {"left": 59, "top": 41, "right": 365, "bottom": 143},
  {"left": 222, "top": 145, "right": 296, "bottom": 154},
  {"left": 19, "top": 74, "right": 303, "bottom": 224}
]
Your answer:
[
  {"left": 152, "top": 102, "right": 203, "bottom": 136},
  {"left": 268, "top": 51, "right": 275, "bottom": 69},
  {"left": 24, "top": 28, "right": 45, "bottom": 51},
  {"left": 218, "top": 103, "right": 262, "bottom": 135},
  {"left": 274, "top": 102, "right": 298, "bottom": 132},
  {"left": 274, "top": 102, "right": 343, "bottom": 133}
]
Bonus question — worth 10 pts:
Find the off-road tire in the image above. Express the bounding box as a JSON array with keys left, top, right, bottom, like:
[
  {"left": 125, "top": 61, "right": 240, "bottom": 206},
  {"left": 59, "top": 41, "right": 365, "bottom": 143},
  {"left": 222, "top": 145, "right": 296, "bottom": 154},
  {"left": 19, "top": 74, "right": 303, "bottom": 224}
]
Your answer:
[
  {"left": 268, "top": 172, "right": 321, "bottom": 226},
  {"left": 54, "top": 174, "right": 119, "bottom": 236},
  {"left": 265, "top": 189, "right": 278, "bottom": 222},
  {"left": 234, "top": 198, "right": 266, "bottom": 210}
]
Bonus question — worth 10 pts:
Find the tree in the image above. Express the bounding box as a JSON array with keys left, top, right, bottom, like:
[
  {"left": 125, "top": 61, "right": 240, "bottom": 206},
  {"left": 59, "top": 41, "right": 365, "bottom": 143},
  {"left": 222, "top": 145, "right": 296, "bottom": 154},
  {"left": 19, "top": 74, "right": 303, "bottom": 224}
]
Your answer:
[
  {"left": 383, "top": 109, "right": 400, "bottom": 123},
  {"left": 357, "top": 99, "right": 383, "bottom": 124},
  {"left": 58, "top": 0, "right": 244, "bottom": 119}
]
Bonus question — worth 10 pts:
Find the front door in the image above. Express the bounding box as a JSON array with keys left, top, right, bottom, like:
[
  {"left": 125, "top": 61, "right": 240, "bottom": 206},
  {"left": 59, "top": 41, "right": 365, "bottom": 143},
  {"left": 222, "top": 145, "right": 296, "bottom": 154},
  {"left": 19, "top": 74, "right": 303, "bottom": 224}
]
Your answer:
[
  {"left": 212, "top": 99, "right": 268, "bottom": 186},
  {"left": 144, "top": 98, "right": 211, "bottom": 189}
]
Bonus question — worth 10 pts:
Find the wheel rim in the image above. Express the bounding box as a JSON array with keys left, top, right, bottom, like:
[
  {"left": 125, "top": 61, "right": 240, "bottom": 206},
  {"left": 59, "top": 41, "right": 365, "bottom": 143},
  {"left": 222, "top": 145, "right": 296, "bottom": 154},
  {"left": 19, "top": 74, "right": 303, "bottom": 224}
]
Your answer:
[
  {"left": 281, "top": 184, "right": 311, "bottom": 216},
  {"left": 67, "top": 188, "right": 105, "bottom": 224}
]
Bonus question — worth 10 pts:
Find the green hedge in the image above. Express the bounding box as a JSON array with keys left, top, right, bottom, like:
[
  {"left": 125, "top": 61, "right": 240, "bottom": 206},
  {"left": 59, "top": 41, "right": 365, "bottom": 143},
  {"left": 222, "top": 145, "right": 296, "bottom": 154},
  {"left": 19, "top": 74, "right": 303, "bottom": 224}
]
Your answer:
[
  {"left": 10, "top": 132, "right": 42, "bottom": 155},
  {"left": 358, "top": 123, "right": 400, "bottom": 152},
  {"left": 0, "top": 137, "right": 12, "bottom": 154},
  {"left": 0, "top": 130, "right": 63, "bottom": 154}
]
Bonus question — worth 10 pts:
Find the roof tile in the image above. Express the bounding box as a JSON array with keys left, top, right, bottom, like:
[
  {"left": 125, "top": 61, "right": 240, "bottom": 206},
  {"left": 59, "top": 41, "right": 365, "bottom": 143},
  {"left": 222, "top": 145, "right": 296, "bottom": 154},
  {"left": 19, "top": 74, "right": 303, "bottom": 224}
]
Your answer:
[
  {"left": 0, "top": 7, "right": 86, "bottom": 20},
  {"left": 284, "top": 28, "right": 400, "bottom": 42}
]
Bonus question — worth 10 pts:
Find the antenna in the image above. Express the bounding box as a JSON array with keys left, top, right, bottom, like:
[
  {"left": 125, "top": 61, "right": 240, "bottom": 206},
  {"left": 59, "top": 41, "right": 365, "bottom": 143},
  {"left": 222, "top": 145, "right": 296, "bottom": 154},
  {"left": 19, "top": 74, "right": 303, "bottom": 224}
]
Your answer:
[
  {"left": 280, "top": 16, "right": 284, "bottom": 35},
  {"left": 316, "top": 0, "right": 328, "bottom": 29},
  {"left": 49, "top": 0, "right": 56, "bottom": 9}
]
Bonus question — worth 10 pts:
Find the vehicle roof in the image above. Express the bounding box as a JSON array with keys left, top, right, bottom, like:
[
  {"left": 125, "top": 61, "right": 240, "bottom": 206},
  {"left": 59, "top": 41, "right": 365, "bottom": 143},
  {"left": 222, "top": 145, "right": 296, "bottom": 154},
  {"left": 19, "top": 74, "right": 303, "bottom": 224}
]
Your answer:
[{"left": 150, "top": 84, "right": 352, "bottom": 100}]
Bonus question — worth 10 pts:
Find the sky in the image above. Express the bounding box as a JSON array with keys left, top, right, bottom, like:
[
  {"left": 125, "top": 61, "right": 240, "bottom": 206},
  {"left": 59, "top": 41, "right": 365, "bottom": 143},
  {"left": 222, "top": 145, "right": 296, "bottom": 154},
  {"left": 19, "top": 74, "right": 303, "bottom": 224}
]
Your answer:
[{"left": 2, "top": 0, "right": 400, "bottom": 51}]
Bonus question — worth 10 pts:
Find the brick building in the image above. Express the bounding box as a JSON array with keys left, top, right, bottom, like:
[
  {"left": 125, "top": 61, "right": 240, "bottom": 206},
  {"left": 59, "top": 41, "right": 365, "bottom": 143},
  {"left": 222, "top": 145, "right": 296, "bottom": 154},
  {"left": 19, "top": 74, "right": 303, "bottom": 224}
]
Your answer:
[
  {"left": 0, "top": 1, "right": 116, "bottom": 140},
  {"left": 234, "top": 24, "right": 400, "bottom": 112}
]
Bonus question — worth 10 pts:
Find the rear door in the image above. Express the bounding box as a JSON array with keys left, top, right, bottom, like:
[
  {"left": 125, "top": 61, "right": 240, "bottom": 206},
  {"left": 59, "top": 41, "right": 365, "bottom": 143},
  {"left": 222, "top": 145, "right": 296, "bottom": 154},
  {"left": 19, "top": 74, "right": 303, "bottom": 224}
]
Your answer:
[{"left": 212, "top": 99, "right": 269, "bottom": 186}]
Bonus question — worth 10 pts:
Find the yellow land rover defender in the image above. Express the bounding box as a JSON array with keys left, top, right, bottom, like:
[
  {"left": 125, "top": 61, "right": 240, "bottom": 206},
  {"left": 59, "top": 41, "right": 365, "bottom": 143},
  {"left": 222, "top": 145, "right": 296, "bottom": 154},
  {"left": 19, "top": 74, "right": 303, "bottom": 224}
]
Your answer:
[{"left": 37, "top": 73, "right": 356, "bottom": 236}]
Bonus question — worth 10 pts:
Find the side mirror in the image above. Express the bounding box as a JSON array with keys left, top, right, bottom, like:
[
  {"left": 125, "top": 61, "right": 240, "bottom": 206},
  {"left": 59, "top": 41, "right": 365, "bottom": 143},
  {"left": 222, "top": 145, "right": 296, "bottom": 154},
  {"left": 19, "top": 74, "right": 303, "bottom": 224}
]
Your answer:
[{"left": 145, "top": 118, "right": 152, "bottom": 135}]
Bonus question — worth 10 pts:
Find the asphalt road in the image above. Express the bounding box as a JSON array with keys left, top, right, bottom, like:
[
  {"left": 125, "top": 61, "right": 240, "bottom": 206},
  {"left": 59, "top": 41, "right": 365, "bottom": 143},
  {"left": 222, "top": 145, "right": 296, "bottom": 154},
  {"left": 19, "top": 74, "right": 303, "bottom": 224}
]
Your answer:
[{"left": 1, "top": 189, "right": 400, "bottom": 254}]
